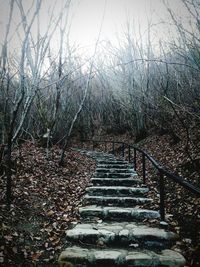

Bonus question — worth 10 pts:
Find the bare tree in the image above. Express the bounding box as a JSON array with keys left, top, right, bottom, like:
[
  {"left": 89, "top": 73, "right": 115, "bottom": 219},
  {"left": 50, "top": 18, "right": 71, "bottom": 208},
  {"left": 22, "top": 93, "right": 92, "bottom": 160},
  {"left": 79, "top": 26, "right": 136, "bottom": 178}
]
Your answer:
[
  {"left": 0, "top": 0, "right": 73, "bottom": 204},
  {"left": 59, "top": 0, "right": 108, "bottom": 165}
]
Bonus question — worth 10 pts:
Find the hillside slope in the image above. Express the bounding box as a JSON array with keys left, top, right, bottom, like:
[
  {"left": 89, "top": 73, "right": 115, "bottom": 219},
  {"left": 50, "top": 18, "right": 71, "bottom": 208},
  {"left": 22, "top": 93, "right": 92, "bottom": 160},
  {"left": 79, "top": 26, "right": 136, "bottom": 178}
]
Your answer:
[{"left": 137, "top": 133, "right": 200, "bottom": 267}]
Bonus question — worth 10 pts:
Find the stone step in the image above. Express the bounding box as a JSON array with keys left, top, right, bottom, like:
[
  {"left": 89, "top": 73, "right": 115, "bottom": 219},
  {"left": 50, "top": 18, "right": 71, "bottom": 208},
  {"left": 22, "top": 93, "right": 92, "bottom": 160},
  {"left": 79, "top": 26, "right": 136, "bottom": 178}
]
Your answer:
[
  {"left": 79, "top": 205, "right": 160, "bottom": 221},
  {"left": 96, "top": 168, "right": 136, "bottom": 173},
  {"left": 97, "top": 160, "right": 128, "bottom": 165},
  {"left": 66, "top": 222, "right": 177, "bottom": 249},
  {"left": 91, "top": 177, "right": 142, "bottom": 186},
  {"left": 95, "top": 156, "right": 116, "bottom": 160},
  {"left": 84, "top": 152, "right": 115, "bottom": 160},
  {"left": 83, "top": 195, "right": 152, "bottom": 207},
  {"left": 97, "top": 164, "right": 133, "bottom": 169},
  {"left": 86, "top": 186, "right": 149, "bottom": 197},
  {"left": 94, "top": 172, "right": 138, "bottom": 178},
  {"left": 58, "top": 246, "right": 186, "bottom": 267},
  {"left": 59, "top": 150, "right": 186, "bottom": 267}
]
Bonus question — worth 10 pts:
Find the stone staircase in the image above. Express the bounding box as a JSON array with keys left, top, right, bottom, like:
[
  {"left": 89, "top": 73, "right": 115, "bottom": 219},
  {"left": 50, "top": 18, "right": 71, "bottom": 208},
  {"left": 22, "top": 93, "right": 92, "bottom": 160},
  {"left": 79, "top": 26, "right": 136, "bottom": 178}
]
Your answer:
[{"left": 58, "top": 151, "right": 186, "bottom": 267}]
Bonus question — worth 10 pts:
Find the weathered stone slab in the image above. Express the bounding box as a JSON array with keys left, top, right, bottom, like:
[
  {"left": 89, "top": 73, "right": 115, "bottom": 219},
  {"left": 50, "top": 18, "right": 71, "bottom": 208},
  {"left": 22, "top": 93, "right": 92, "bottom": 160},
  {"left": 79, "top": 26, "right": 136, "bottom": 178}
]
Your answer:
[
  {"left": 97, "top": 160, "right": 128, "bottom": 164},
  {"left": 58, "top": 247, "right": 186, "bottom": 267},
  {"left": 94, "top": 249, "right": 122, "bottom": 265},
  {"left": 126, "top": 251, "right": 154, "bottom": 266},
  {"left": 66, "top": 222, "right": 177, "bottom": 248},
  {"left": 86, "top": 186, "right": 149, "bottom": 197},
  {"left": 96, "top": 168, "right": 136, "bottom": 173},
  {"left": 91, "top": 177, "right": 141, "bottom": 186},
  {"left": 79, "top": 206, "right": 160, "bottom": 221},
  {"left": 159, "top": 249, "right": 186, "bottom": 267},
  {"left": 83, "top": 195, "right": 152, "bottom": 207},
  {"left": 94, "top": 172, "right": 138, "bottom": 178},
  {"left": 97, "top": 164, "right": 133, "bottom": 169}
]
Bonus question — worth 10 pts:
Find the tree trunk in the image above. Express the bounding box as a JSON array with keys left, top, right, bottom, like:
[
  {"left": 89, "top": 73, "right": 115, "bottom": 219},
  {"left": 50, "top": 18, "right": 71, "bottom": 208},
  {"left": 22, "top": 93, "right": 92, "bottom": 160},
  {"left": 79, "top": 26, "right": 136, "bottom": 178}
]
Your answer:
[{"left": 5, "top": 137, "right": 12, "bottom": 206}]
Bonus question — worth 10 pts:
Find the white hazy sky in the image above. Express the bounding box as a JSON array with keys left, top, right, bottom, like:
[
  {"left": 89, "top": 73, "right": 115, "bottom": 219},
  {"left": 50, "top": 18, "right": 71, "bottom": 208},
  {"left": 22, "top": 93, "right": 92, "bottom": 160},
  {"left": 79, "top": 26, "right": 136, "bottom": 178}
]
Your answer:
[
  {"left": 0, "top": 0, "right": 195, "bottom": 55},
  {"left": 70, "top": 0, "right": 185, "bottom": 43},
  {"left": 66, "top": 0, "right": 193, "bottom": 50}
]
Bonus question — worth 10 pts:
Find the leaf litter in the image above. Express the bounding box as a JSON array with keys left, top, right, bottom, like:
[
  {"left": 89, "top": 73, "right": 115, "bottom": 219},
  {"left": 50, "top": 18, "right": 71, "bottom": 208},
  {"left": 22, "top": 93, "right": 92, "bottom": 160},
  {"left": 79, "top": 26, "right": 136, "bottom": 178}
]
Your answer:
[{"left": 0, "top": 141, "right": 95, "bottom": 266}]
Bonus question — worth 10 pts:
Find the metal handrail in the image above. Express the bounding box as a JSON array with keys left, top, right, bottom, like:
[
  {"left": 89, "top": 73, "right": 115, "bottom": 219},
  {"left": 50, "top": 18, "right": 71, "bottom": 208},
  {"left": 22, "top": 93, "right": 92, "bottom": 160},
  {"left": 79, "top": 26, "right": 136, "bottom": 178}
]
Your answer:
[{"left": 82, "top": 139, "right": 200, "bottom": 221}]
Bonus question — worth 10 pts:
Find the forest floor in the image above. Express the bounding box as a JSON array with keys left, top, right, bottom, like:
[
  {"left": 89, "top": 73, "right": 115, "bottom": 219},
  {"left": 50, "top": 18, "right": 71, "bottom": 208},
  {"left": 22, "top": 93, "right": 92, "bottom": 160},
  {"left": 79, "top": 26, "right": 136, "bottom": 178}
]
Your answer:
[
  {"left": 0, "top": 134, "right": 200, "bottom": 266},
  {"left": 136, "top": 133, "right": 200, "bottom": 267},
  {"left": 0, "top": 142, "right": 95, "bottom": 266}
]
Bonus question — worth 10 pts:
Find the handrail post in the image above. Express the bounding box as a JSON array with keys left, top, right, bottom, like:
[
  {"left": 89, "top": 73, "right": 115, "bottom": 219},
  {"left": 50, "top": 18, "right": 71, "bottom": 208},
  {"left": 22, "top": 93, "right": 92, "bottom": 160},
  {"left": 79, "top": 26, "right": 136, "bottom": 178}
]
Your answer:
[
  {"left": 159, "top": 171, "right": 165, "bottom": 221},
  {"left": 112, "top": 142, "right": 115, "bottom": 155},
  {"left": 104, "top": 141, "right": 107, "bottom": 153},
  {"left": 142, "top": 153, "right": 146, "bottom": 184},
  {"left": 122, "top": 143, "right": 125, "bottom": 158},
  {"left": 128, "top": 145, "right": 131, "bottom": 163},
  {"left": 134, "top": 148, "right": 137, "bottom": 170}
]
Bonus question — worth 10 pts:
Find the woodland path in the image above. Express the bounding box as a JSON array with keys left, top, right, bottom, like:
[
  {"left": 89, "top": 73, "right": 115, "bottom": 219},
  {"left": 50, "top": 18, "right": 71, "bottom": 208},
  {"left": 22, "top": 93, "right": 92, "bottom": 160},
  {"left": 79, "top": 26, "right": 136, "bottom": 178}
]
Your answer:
[{"left": 58, "top": 150, "right": 186, "bottom": 267}]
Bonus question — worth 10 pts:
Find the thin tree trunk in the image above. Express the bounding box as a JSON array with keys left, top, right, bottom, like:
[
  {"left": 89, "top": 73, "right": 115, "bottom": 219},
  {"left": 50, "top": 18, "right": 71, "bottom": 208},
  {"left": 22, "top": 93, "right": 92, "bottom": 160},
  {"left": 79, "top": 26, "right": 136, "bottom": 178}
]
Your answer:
[
  {"left": 59, "top": 0, "right": 107, "bottom": 165},
  {"left": 5, "top": 136, "right": 12, "bottom": 205}
]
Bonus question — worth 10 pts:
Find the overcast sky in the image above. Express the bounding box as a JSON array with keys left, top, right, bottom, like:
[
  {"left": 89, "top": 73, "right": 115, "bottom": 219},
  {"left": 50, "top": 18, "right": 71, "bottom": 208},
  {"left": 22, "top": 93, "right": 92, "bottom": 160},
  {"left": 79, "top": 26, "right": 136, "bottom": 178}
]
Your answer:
[
  {"left": 69, "top": 0, "right": 187, "bottom": 44},
  {"left": 0, "top": 0, "right": 196, "bottom": 56}
]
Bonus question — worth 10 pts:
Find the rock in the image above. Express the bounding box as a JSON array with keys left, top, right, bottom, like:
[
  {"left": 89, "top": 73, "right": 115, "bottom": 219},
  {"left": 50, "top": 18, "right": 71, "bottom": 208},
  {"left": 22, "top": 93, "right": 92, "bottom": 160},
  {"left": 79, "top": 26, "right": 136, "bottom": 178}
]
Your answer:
[
  {"left": 160, "top": 221, "right": 169, "bottom": 229},
  {"left": 126, "top": 251, "right": 153, "bottom": 266},
  {"left": 159, "top": 249, "right": 186, "bottom": 267}
]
